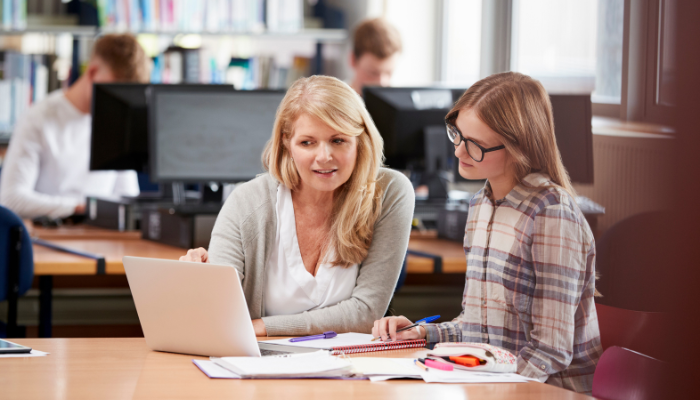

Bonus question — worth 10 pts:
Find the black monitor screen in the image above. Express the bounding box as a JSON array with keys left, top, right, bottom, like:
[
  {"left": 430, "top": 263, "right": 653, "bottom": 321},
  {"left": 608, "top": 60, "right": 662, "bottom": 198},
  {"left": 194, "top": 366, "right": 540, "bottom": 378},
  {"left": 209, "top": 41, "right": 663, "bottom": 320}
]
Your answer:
[
  {"left": 149, "top": 88, "right": 286, "bottom": 182},
  {"left": 90, "top": 84, "right": 235, "bottom": 174},
  {"left": 90, "top": 84, "right": 149, "bottom": 172},
  {"left": 365, "top": 87, "right": 593, "bottom": 184},
  {"left": 549, "top": 94, "right": 594, "bottom": 184},
  {"left": 363, "top": 87, "right": 464, "bottom": 171}
]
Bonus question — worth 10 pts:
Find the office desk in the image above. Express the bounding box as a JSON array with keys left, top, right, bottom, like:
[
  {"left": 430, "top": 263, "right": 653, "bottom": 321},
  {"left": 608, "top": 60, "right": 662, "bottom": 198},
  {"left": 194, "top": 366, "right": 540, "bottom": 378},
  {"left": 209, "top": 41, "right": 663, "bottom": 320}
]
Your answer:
[
  {"left": 27, "top": 223, "right": 143, "bottom": 240},
  {"left": 31, "top": 238, "right": 185, "bottom": 337},
  {"left": 29, "top": 232, "right": 463, "bottom": 337},
  {"left": 407, "top": 236, "right": 466, "bottom": 274},
  {"left": 3, "top": 338, "right": 593, "bottom": 400}
]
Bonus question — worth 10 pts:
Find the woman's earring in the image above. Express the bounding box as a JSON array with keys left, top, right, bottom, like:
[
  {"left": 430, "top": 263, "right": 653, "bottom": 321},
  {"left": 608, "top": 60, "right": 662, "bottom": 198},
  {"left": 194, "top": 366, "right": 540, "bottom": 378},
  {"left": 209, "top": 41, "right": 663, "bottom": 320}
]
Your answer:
[{"left": 290, "top": 157, "right": 294, "bottom": 161}]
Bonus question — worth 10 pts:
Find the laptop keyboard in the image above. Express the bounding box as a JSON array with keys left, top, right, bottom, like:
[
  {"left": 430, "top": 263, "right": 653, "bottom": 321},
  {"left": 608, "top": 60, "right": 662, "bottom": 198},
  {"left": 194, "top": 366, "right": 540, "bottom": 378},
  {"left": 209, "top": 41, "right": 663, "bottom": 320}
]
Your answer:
[{"left": 259, "top": 347, "right": 293, "bottom": 357}]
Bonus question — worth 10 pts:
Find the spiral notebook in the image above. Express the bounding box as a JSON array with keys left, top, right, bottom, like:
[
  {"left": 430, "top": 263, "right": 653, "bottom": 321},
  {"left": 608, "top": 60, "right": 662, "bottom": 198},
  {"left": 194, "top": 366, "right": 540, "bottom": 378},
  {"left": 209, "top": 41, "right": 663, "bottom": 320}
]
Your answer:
[{"left": 262, "top": 333, "right": 427, "bottom": 355}]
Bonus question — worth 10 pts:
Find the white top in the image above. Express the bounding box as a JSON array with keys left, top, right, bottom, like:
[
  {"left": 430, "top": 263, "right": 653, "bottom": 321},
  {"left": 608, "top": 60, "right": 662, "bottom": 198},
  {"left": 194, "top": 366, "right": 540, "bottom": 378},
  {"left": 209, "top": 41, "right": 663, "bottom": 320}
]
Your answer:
[
  {"left": 264, "top": 184, "right": 359, "bottom": 316},
  {"left": 0, "top": 90, "right": 139, "bottom": 219}
]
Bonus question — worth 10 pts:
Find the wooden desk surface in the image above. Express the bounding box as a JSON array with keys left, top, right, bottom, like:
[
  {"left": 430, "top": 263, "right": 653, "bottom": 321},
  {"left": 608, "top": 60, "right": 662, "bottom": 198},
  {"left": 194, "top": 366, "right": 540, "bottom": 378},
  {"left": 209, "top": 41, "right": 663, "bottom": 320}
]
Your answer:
[
  {"left": 33, "top": 239, "right": 186, "bottom": 275},
  {"left": 407, "top": 237, "right": 466, "bottom": 274},
  {"left": 27, "top": 222, "right": 142, "bottom": 240},
  {"left": 31, "top": 231, "right": 467, "bottom": 276},
  {"left": 3, "top": 338, "right": 592, "bottom": 400}
]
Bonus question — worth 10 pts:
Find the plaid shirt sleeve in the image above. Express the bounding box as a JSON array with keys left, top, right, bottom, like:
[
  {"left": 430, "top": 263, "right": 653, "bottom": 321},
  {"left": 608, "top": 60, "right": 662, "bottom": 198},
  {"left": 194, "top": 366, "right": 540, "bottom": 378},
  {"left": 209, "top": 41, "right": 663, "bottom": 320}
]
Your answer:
[{"left": 515, "top": 201, "right": 590, "bottom": 382}]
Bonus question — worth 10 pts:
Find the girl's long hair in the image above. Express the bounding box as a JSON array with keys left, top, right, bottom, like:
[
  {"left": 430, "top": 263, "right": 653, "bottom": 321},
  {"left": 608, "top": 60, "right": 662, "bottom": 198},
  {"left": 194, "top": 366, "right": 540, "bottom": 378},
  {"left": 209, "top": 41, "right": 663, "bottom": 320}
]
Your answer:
[
  {"left": 262, "top": 75, "right": 384, "bottom": 267},
  {"left": 446, "top": 72, "right": 575, "bottom": 196}
]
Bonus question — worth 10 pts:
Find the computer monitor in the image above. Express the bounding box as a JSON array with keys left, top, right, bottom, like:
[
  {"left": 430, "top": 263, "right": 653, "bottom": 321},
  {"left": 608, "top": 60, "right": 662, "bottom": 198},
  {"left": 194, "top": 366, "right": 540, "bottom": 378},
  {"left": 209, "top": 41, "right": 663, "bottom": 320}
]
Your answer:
[
  {"left": 90, "top": 83, "right": 150, "bottom": 172},
  {"left": 148, "top": 87, "right": 286, "bottom": 183},
  {"left": 363, "top": 87, "right": 464, "bottom": 171},
  {"left": 364, "top": 87, "right": 594, "bottom": 185},
  {"left": 90, "top": 84, "right": 235, "bottom": 173},
  {"left": 549, "top": 94, "right": 594, "bottom": 184}
]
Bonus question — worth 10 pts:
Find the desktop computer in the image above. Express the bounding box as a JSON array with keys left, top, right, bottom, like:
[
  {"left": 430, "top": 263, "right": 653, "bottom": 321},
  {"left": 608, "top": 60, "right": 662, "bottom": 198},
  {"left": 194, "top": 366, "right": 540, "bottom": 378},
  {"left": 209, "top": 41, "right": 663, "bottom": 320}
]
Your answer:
[
  {"left": 87, "top": 83, "right": 236, "bottom": 232},
  {"left": 364, "top": 86, "right": 595, "bottom": 237},
  {"left": 142, "top": 86, "right": 287, "bottom": 247}
]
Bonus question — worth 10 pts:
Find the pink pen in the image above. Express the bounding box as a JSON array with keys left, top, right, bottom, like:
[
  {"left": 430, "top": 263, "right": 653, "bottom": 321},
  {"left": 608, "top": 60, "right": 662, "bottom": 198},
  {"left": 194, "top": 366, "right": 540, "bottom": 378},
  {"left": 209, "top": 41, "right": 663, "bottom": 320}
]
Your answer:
[{"left": 424, "top": 359, "right": 454, "bottom": 371}]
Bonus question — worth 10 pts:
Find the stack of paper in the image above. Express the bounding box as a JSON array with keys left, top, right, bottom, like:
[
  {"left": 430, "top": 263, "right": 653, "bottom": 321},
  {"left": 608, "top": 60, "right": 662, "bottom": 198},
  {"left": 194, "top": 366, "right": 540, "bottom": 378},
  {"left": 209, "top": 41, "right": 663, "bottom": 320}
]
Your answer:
[
  {"left": 350, "top": 358, "right": 423, "bottom": 382},
  {"left": 349, "top": 358, "right": 533, "bottom": 383},
  {"left": 211, "top": 351, "right": 353, "bottom": 379}
]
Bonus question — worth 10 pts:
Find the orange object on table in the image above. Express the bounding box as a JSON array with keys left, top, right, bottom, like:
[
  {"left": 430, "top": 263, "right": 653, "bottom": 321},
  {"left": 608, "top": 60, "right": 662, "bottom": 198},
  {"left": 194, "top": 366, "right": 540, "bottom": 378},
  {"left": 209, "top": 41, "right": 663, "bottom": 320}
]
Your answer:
[{"left": 449, "top": 355, "right": 485, "bottom": 367}]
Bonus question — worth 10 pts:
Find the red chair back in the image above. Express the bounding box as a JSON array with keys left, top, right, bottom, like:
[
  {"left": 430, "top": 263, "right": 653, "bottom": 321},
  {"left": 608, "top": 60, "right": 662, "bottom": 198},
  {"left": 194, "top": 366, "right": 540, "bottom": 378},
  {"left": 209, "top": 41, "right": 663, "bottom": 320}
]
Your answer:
[
  {"left": 592, "top": 346, "right": 667, "bottom": 400},
  {"left": 595, "top": 303, "right": 667, "bottom": 360}
]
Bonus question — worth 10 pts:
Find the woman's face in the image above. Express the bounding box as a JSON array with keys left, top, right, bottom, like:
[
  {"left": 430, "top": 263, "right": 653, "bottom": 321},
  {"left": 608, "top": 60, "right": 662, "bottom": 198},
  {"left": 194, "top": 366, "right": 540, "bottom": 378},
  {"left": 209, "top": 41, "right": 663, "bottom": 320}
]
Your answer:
[
  {"left": 287, "top": 114, "right": 358, "bottom": 193},
  {"left": 453, "top": 108, "right": 509, "bottom": 181}
]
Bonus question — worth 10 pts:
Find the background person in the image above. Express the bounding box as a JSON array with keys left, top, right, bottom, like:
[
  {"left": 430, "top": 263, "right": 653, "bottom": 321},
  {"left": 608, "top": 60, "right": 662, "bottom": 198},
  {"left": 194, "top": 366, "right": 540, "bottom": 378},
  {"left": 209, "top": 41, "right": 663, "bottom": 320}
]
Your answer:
[
  {"left": 180, "top": 75, "right": 415, "bottom": 337},
  {"left": 0, "top": 34, "right": 150, "bottom": 219},
  {"left": 372, "top": 72, "right": 602, "bottom": 395},
  {"left": 349, "top": 17, "right": 402, "bottom": 95}
]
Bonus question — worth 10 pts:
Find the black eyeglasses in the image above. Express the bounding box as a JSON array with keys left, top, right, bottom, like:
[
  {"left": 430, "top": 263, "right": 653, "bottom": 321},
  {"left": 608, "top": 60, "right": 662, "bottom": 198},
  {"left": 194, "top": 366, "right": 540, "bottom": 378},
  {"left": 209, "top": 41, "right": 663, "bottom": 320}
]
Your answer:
[{"left": 445, "top": 119, "right": 505, "bottom": 163}]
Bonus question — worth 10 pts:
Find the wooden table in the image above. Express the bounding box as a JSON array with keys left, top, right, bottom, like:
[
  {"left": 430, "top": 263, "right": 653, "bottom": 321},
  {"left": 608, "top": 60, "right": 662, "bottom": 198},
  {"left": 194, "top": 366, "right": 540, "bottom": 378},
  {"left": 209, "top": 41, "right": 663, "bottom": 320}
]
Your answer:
[
  {"left": 31, "top": 232, "right": 185, "bottom": 338},
  {"left": 28, "top": 228, "right": 466, "bottom": 337},
  {"left": 406, "top": 236, "right": 466, "bottom": 274},
  {"left": 27, "top": 222, "right": 143, "bottom": 241},
  {"left": 2, "top": 338, "right": 593, "bottom": 400}
]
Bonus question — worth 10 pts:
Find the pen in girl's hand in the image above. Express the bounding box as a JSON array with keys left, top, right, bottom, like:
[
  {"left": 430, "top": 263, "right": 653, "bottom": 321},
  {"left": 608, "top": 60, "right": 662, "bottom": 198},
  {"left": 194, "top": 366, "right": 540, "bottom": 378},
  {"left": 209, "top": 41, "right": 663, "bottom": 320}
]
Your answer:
[{"left": 372, "top": 315, "right": 440, "bottom": 341}]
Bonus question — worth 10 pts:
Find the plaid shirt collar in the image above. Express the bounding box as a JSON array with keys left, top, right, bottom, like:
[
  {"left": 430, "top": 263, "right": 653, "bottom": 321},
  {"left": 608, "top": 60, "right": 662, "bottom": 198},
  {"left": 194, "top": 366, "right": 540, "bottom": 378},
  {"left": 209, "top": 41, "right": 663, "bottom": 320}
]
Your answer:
[{"left": 482, "top": 173, "right": 553, "bottom": 208}]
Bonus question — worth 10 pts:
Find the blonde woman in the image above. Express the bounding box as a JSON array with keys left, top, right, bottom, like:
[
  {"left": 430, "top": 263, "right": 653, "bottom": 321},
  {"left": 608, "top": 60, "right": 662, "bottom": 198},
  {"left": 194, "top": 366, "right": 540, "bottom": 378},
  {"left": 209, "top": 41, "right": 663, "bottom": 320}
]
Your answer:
[
  {"left": 180, "top": 75, "right": 414, "bottom": 337},
  {"left": 373, "top": 72, "right": 602, "bottom": 394}
]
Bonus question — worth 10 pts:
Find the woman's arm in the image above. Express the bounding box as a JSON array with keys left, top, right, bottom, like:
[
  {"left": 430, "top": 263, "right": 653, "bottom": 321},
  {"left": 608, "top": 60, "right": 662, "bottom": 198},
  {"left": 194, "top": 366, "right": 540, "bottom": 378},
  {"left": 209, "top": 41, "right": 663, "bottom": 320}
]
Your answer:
[
  {"left": 261, "top": 172, "right": 415, "bottom": 336},
  {"left": 206, "top": 189, "right": 249, "bottom": 279},
  {"left": 516, "top": 202, "right": 592, "bottom": 382}
]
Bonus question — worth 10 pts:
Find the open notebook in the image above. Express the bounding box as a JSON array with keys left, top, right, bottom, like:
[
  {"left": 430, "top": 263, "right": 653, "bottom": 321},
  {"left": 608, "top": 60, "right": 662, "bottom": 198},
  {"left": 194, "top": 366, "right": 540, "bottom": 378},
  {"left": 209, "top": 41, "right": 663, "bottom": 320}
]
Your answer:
[{"left": 262, "top": 333, "right": 427, "bottom": 355}]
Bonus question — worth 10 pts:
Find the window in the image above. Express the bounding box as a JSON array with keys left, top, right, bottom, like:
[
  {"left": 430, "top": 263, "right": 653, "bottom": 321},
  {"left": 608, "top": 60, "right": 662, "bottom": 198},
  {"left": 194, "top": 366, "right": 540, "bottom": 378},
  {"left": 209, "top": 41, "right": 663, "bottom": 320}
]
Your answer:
[
  {"left": 441, "top": 0, "right": 482, "bottom": 86},
  {"left": 511, "top": 0, "right": 624, "bottom": 103}
]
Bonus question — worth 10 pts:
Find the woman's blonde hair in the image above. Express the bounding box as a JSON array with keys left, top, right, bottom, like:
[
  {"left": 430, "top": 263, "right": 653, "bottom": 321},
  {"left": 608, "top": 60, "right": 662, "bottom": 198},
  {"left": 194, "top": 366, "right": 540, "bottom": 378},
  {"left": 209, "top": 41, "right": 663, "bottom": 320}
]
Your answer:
[
  {"left": 446, "top": 72, "right": 575, "bottom": 196},
  {"left": 262, "top": 75, "right": 385, "bottom": 267}
]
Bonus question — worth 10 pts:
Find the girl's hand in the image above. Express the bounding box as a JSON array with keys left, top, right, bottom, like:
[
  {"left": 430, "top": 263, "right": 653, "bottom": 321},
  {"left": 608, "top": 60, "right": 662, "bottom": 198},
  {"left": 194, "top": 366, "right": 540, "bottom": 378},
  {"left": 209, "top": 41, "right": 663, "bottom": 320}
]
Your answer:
[
  {"left": 179, "top": 247, "right": 209, "bottom": 263},
  {"left": 372, "top": 315, "right": 427, "bottom": 342}
]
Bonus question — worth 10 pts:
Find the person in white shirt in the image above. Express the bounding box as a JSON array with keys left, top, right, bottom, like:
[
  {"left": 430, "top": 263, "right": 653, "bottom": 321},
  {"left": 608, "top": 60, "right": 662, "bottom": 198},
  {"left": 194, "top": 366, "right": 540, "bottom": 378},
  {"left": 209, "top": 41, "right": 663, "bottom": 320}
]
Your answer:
[{"left": 0, "top": 34, "right": 150, "bottom": 219}]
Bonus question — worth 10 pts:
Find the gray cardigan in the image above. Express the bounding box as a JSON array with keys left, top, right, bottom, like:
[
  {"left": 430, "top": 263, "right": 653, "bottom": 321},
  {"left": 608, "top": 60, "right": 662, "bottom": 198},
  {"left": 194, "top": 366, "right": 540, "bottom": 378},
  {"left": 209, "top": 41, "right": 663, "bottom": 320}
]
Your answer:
[{"left": 208, "top": 168, "right": 415, "bottom": 336}]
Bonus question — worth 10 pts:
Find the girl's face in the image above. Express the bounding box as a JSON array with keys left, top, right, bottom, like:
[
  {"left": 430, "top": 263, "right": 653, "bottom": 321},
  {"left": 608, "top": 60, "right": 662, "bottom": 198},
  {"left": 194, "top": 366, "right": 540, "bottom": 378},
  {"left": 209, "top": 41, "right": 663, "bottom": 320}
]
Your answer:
[
  {"left": 287, "top": 113, "right": 358, "bottom": 193},
  {"left": 453, "top": 108, "right": 510, "bottom": 182}
]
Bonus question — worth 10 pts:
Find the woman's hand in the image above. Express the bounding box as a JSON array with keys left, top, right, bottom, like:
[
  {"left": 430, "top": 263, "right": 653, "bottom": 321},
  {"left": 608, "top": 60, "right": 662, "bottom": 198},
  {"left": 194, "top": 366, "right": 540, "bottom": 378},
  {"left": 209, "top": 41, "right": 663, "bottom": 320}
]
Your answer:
[
  {"left": 252, "top": 319, "right": 267, "bottom": 337},
  {"left": 179, "top": 247, "right": 209, "bottom": 263},
  {"left": 372, "top": 316, "right": 427, "bottom": 342}
]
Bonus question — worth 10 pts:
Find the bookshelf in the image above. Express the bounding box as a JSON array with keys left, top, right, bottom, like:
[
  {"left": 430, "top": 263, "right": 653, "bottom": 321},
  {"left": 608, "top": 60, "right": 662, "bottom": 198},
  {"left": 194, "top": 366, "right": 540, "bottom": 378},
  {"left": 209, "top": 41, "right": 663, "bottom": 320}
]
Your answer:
[
  {"left": 0, "top": 25, "right": 348, "bottom": 142},
  {"left": 0, "top": 26, "right": 347, "bottom": 41}
]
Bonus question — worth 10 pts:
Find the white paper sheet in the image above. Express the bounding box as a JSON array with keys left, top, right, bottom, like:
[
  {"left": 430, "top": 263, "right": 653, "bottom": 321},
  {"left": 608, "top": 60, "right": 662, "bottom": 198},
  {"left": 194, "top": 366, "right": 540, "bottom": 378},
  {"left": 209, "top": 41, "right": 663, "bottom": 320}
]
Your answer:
[
  {"left": 0, "top": 350, "right": 49, "bottom": 358},
  {"left": 261, "top": 333, "right": 378, "bottom": 349},
  {"left": 421, "top": 370, "right": 533, "bottom": 384},
  {"left": 212, "top": 350, "right": 353, "bottom": 378},
  {"left": 350, "top": 357, "right": 423, "bottom": 378},
  {"left": 193, "top": 360, "right": 240, "bottom": 379}
]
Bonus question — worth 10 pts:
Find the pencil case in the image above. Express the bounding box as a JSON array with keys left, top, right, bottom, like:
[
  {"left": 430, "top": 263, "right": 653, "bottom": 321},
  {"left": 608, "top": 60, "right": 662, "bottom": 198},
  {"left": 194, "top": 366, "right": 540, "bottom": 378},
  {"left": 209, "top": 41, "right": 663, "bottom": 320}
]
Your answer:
[{"left": 427, "top": 342, "right": 517, "bottom": 373}]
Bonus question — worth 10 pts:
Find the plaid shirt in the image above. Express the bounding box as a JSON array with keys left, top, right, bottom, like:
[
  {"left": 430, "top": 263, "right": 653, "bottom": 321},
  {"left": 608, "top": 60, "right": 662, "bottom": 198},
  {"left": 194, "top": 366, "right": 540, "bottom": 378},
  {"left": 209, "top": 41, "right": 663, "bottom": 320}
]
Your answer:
[{"left": 424, "top": 173, "right": 602, "bottom": 394}]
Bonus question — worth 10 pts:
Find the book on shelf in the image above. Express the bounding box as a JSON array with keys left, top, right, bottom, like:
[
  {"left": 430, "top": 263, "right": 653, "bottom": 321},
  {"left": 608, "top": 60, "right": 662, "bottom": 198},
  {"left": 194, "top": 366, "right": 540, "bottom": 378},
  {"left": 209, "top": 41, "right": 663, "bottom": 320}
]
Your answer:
[
  {"left": 150, "top": 47, "right": 311, "bottom": 90},
  {"left": 2, "top": 0, "right": 27, "bottom": 31},
  {"left": 96, "top": 0, "right": 301, "bottom": 34},
  {"left": 0, "top": 51, "right": 59, "bottom": 135}
]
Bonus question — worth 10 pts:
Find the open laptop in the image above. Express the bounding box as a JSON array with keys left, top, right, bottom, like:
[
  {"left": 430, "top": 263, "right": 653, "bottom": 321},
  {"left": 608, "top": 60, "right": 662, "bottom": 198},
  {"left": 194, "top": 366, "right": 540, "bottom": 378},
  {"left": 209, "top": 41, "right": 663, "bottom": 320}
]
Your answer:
[{"left": 123, "top": 256, "right": 317, "bottom": 357}]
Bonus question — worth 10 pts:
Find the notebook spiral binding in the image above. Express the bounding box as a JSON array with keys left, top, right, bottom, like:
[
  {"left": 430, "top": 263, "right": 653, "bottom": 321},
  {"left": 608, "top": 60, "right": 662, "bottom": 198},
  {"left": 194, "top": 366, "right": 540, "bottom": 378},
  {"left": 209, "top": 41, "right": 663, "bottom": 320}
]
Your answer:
[{"left": 329, "top": 339, "right": 428, "bottom": 355}]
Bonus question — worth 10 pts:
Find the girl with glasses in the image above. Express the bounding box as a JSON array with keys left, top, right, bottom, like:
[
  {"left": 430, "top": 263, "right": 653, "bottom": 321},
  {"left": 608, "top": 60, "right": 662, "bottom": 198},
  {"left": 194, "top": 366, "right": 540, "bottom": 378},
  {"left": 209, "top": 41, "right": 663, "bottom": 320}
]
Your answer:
[{"left": 372, "top": 72, "right": 602, "bottom": 395}]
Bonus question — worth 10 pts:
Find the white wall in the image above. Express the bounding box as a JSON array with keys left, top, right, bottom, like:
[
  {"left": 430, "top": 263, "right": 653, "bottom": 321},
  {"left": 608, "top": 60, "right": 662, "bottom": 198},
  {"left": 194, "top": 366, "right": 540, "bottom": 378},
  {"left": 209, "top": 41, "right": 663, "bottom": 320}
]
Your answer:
[{"left": 383, "top": 0, "right": 438, "bottom": 86}]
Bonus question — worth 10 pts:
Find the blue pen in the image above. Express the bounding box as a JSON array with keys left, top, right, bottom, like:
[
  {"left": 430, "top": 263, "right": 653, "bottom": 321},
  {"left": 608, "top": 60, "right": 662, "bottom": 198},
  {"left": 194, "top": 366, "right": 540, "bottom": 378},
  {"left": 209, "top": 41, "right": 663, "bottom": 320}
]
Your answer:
[
  {"left": 289, "top": 331, "right": 337, "bottom": 342},
  {"left": 371, "top": 315, "right": 441, "bottom": 341}
]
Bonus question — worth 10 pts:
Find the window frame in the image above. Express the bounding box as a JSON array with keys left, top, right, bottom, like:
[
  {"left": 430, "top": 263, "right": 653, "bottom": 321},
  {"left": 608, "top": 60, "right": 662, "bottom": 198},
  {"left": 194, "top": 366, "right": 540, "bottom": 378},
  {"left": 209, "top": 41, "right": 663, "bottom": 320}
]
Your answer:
[{"left": 437, "top": 0, "right": 664, "bottom": 123}]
